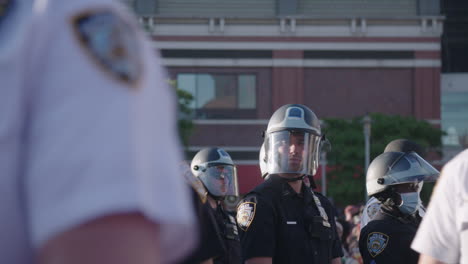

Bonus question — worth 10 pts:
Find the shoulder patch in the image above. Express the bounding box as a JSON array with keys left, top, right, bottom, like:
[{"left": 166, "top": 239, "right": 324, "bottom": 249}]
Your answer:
[
  {"left": 72, "top": 10, "right": 142, "bottom": 86},
  {"left": 237, "top": 202, "right": 256, "bottom": 231},
  {"left": 367, "top": 232, "right": 389, "bottom": 257}
]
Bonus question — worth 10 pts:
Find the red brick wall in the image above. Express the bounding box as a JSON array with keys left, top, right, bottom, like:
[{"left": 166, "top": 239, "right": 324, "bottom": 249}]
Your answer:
[{"left": 303, "top": 68, "right": 414, "bottom": 118}]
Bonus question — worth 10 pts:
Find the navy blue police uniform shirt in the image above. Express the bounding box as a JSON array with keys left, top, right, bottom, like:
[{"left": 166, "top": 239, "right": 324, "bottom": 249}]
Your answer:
[
  {"left": 359, "top": 207, "right": 421, "bottom": 264},
  {"left": 181, "top": 188, "right": 225, "bottom": 264},
  {"left": 237, "top": 175, "right": 343, "bottom": 264},
  {"left": 212, "top": 205, "right": 242, "bottom": 264}
]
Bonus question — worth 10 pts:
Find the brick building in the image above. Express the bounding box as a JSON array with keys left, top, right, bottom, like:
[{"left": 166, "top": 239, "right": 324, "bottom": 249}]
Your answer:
[{"left": 126, "top": 0, "right": 443, "bottom": 193}]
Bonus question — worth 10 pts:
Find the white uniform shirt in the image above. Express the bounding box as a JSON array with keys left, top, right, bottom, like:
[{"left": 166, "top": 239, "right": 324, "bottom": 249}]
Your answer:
[
  {"left": 411, "top": 149, "right": 468, "bottom": 264},
  {"left": 0, "top": 0, "right": 195, "bottom": 263}
]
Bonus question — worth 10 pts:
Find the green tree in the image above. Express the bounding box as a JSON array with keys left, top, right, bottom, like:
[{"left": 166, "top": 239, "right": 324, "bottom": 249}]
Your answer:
[
  {"left": 169, "top": 80, "right": 194, "bottom": 147},
  {"left": 322, "top": 113, "right": 444, "bottom": 206}
]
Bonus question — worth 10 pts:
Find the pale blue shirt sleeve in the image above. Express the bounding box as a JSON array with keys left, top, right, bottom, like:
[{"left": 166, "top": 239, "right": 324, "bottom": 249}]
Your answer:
[{"left": 24, "top": 1, "right": 196, "bottom": 263}]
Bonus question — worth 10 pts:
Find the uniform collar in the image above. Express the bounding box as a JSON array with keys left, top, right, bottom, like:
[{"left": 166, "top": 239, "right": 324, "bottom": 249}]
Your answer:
[
  {"left": 267, "top": 175, "right": 303, "bottom": 197},
  {"left": 379, "top": 204, "right": 420, "bottom": 226},
  {"left": 281, "top": 179, "right": 313, "bottom": 202}
]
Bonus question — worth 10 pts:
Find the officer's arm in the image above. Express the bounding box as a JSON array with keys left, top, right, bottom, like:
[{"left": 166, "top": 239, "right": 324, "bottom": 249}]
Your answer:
[
  {"left": 418, "top": 254, "right": 446, "bottom": 264},
  {"left": 201, "top": 259, "right": 214, "bottom": 264},
  {"left": 331, "top": 257, "right": 341, "bottom": 264},
  {"left": 38, "top": 213, "right": 161, "bottom": 264},
  {"left": 245, "top": 257, "right": 272, "bottom": 264},
  {"left": 28, "top": 4, "right": 195, "bottom": 263}
]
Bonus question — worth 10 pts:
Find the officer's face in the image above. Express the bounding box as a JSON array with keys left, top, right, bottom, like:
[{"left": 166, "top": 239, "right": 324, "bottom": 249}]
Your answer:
[
  {"left": 277, "top": 132, "right": 305, "bottom": 172},
  {"left": 213, "top": 165, "right": 229, "bottom": 194},
  {"left": 394, "top": 182, "right": 419, "bottom": 193},
  {"left": 393, "top": 182, "right": 419, "bottom": 204}
]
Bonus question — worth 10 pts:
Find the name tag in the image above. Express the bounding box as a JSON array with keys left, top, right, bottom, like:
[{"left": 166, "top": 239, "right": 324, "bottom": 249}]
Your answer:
[{"left": 287, "top": 221, "right": 297, "bottom": 225}]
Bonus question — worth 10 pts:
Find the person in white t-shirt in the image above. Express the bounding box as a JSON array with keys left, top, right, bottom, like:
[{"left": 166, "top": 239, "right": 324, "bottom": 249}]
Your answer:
[
  {"left": 411, "top": 149, "right": 468, "bottom": 264},
  {"left": 0, "top": 0, "right": 195, "bottom": 263}
]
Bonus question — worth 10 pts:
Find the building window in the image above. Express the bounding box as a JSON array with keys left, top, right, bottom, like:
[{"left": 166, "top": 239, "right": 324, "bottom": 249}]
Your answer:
[
  {"left": 441, "top": 74, "right": 468, "bottom": 148},
  {"left": 177, "top": 73, "right": 256, "bottom": 119},
  {"left": 442, "top": 92, "right": 468, "bottom": 146}
]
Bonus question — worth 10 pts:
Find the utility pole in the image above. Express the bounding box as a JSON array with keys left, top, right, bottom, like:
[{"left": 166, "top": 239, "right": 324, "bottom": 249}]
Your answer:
[{"left": 362, "top": 113, "right": 372, "bottom": 201}]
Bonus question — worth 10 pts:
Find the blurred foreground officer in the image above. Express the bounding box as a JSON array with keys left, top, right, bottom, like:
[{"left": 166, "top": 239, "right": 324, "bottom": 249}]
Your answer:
[
  {"left": 0, "top": 0, "right": 195, "bottom": 263},
  {"left": 237, "top": 104, "right": 343, "bottom": 264},
  {"left": 360, "top": 139, "right": 427, "bottom": 230},
  {"left": 191, "top": 148, "right": 242, "bottom": 264},
  {"left": 411, "top": 149, "right": 468, "bottom": 264},
  {"left": 359, "top": 151, "right": 439, "bottom": 264},
  {"left": 180, "top": 163, "right": 224, "bottom": 264}
]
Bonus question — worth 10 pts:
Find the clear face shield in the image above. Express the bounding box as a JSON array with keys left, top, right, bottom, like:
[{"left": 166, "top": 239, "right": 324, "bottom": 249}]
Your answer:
[
  {"left": 381, "top": 152, "right": 440, "bottom": 186},
  {"left": 265, "top": 130, "right": 321, "bottom": 178},
  {"left": 198, "top": 164, "right": 239, "bottom": 198}
]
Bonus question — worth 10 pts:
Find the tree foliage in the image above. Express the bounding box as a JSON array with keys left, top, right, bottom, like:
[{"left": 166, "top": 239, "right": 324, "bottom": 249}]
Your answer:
[
  {"left": 169, "top": 80, "right": 194, "bottom": 147},
  {"left": 177, "top": 89, "right": 194, "bottom": 147},
  {"left": 321, "top": 113, "right": 444, "bottom": 206}
]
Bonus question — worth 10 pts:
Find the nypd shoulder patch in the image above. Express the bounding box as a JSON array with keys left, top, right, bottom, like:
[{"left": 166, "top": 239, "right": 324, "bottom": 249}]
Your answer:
[
  {"left": 237, "top": 202, "right": 256, "bottom": 231},
  {"left": 72, "top": 10, "right": 142, "bottom": 86},
  {"left": 367, "top": 232, "right": 389, "bottom": 257}
]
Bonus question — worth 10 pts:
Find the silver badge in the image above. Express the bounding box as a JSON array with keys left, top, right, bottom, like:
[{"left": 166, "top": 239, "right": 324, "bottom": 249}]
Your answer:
[{"left": 367, "top": 202, "right": 381, "bottom": 220}]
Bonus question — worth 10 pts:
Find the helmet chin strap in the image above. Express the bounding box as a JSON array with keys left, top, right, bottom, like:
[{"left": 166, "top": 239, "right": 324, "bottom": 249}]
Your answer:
[{"left": 208, "top": 192, "right": 224, "bottom": 201}]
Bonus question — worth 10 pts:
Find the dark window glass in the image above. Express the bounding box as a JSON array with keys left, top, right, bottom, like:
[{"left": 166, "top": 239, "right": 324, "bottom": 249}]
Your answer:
[
  {"left": 177, "top": 73, "right": 257, "bottom": 119},
  {"left": 442, "top": 91, "right": 468, "bottom": 146}
]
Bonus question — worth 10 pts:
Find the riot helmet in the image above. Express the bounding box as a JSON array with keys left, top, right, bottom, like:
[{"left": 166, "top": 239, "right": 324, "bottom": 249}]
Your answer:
[
  {"left": 191, "top": 147, "right": 239, "bottom": 199},
  {"left": 264, "top": 104, "right": 322, "bottom": 180},
  {"left": 383, "top": 139, "right": 426, "bottom": 193},
  {"left": 366, "top": 151, "right": 439, "bottom": 215},
  {"left": 259, "top": 143, "right": 268, "bottom": 179},
  {"left": 384, "top": 139, "right": 426, "bottom": 157}
]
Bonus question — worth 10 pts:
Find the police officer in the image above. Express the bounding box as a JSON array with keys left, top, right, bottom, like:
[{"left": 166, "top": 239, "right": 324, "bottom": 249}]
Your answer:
[
  {"left": 237, "top": 104, "right": 343, "bottom": 264},
  {"left": 180, "top": 162, "right": 225, "bottom": 264},
  {"left": 191, "top": 148, "right": 242, "bottom": 264},
  {"left": 360, "top": 139, "right": 427, "bottom": 230},
  {"left": 411, "top": 149, "right": 468, "bottom": 264},
  {"left": 0, "top": 1, "right": 195, "bottom": 263},
  {"left": 359, "top": 151, "right": 439, "bottom": 264}
]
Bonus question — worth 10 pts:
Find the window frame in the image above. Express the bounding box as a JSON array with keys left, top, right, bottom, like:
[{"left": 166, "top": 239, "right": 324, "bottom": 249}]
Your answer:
[{"left": 169, "top": 67, "right": 271, "bottom": 120}]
